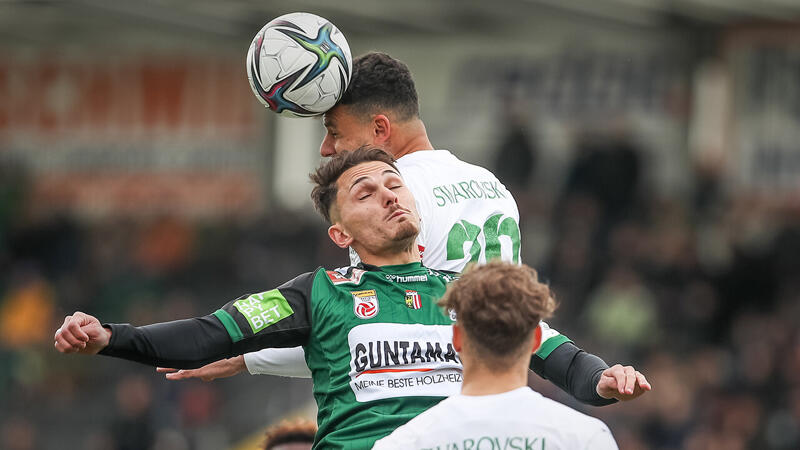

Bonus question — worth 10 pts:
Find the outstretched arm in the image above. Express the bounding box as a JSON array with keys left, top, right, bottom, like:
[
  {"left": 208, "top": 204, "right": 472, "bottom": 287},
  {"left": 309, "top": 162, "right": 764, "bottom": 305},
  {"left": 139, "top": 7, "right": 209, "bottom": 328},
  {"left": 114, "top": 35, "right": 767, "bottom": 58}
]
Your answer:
[
  {"left": 530, "top": 340, "right": 651, "bottom": 405},
  {"left": 158, "top": 346, "right": 312, "bottom": 381},
  {"left": 530, "top": 341, "right": 615, "bottom": 406},
  {"left": 98, "top": 315, "right": 245, "bottom": 369},
  {"left": 54, "top": 311, "right": 234, "bottom": 369},
  {"left": 158, "top": 355, "right": 247, "bottom": 381},
  {"left": 55, "top": 271, "right": 316, "bottom": 370}
]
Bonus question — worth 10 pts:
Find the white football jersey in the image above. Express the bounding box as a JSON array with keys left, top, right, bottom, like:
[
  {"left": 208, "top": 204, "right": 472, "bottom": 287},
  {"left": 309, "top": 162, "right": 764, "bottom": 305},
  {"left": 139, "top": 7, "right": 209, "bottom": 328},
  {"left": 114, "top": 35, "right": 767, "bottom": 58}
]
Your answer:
[
  {"left": 350, "top": 149, "right": 521, "bottom": 272},
  {"left": 372, "top": 387, "right": 618, "bottom": 450}
]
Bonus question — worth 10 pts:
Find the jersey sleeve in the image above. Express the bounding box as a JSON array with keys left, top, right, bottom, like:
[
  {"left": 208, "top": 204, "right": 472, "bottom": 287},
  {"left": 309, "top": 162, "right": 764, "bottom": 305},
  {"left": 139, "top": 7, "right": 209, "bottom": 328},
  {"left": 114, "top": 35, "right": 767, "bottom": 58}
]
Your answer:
[
  {"left": 98, "top": 270, "right": 317, "bottom": 369},
  {"left": 533, "top": 321, "right": 572, "bottom": 359},
  {"left": 244, "top": 346, "right": 312, "bottom": 378},
  {"left": 529, "top": 321, "right": 616, "bottom": 406}
]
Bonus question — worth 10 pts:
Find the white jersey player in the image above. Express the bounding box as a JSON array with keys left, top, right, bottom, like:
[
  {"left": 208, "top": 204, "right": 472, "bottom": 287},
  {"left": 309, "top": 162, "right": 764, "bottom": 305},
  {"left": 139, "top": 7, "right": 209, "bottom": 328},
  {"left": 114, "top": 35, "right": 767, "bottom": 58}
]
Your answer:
[
  {"left": 373, "top": 262, "right": 619, "bottom": 450},
  {"left": 355, "top": 149, "right": 522, "bottom": 271},
  {"left": 373, "top": 387, "right": 618, "bottom": 450}
]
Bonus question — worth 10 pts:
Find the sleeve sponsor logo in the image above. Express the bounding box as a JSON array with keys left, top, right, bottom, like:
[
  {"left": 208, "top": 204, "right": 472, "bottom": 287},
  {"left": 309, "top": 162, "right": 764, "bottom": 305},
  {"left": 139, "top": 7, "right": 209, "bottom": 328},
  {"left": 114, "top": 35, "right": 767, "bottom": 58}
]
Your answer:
[
  {"left": 352, "top": 289, "right": 379, "bottom": 319},
  {"left": 347, "top": 323, "right": 462, "bottom": 402},
  {"left": 233, "top": 290, "right": 294, "bottom": 333},
  {"left": 327, "top": 268, "right": 366, "bottom": 285}
]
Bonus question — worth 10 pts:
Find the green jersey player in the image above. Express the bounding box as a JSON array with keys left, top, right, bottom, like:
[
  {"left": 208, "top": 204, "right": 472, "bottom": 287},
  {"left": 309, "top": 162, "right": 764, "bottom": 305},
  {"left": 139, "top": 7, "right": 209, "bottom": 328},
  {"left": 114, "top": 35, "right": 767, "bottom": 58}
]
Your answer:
[{"left": 54, "top": 149, "right": 505, "bottom": 448}]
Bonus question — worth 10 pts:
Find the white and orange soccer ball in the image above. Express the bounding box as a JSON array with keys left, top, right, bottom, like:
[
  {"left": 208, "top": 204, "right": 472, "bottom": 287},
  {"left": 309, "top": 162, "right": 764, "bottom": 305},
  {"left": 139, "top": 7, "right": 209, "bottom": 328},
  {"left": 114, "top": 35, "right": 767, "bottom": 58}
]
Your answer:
[{"left": 246, "top": 12, "right": 352, "bottom": 117}]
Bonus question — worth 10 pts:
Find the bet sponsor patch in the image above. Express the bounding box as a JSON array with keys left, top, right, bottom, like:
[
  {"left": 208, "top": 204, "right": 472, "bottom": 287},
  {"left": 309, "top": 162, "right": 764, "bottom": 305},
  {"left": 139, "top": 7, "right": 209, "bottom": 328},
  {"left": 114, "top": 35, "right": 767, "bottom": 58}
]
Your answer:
[{"left": 233, "top": 290, "right": 294, "bottom": 333}]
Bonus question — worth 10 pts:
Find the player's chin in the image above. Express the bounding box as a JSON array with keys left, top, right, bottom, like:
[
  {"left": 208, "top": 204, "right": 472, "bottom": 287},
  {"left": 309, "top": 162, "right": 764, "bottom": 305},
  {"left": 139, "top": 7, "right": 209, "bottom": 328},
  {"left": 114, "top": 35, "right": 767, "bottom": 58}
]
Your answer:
[{"left": 389, "top": 221, "right": 419, "bottom": 244}]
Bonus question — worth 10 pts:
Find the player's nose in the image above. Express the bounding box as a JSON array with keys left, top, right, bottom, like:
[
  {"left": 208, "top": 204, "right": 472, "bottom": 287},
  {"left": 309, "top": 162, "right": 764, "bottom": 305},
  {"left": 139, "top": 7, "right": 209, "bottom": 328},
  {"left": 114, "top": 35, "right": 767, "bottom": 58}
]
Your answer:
[
  {"left": 381, "top": 186, "right": 399, "bottom": 207},
  {"left": 320, "top": 134, "right": 336, "bottom": 157}
]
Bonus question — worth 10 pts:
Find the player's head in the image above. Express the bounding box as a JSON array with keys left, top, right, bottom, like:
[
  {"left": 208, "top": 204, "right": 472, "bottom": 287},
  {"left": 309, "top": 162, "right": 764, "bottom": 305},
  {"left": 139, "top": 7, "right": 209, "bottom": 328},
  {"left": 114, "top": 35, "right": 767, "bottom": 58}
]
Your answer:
[
  {"left": 262, "top": 418, "right": 317, "bottom": 450},
  {"left": 320, "top": 52, "right": 420, "bottom": 157},
  {"left": 310, "top": 146, "right": 420, "bottom": 259},
  {"left": 439, "top": 261, "right": 557, "bottom": 370}
]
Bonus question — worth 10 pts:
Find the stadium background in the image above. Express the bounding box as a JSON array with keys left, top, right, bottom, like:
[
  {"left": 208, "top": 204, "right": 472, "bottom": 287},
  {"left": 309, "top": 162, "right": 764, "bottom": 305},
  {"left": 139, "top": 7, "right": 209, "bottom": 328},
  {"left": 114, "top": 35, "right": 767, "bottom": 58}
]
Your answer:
[{"left": 2, "top": 1, "right": 800, "bottom": 448}]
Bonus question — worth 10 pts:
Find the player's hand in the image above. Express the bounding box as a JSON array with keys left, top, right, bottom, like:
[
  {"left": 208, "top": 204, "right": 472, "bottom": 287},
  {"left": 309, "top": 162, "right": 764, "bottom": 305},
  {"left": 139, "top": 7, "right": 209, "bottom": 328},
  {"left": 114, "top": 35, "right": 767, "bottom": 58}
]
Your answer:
[
  {"left": 54, "top": 311, "right": 111, "bottom": 355},
  {"left": 157, "top": 355, "right": 246, "bottom": 381},
  {"left": 596, "top": 364, "right": 651, "bottom": 401}
]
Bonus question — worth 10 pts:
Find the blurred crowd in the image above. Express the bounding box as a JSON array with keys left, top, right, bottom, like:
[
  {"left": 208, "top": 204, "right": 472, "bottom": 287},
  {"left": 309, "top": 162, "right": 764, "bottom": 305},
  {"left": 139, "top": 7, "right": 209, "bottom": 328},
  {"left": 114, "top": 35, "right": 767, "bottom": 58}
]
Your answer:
[
  {"left": 1, "top": 126, "right": 800, "bottom": 449},
  {"left": 0, "top": 165, "right": 328, "bottom": 449},
  {"left": 509, "top": 127, "right": 800, "bottom": 450}
]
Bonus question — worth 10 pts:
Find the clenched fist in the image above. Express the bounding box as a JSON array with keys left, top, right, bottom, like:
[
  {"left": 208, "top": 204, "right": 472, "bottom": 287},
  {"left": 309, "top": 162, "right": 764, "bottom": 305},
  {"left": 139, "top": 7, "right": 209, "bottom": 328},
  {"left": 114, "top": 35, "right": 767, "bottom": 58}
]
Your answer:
[{"left": 54, "top": 311, "right": 111, "bottom": 355}]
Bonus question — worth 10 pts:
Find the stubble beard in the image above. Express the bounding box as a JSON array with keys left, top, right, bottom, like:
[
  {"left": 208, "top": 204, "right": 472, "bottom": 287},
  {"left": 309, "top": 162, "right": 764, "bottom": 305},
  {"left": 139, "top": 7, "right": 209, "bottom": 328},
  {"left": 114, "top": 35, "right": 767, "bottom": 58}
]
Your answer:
[{"left": 390, "top": 220, "right": 419, "bottom": 253}]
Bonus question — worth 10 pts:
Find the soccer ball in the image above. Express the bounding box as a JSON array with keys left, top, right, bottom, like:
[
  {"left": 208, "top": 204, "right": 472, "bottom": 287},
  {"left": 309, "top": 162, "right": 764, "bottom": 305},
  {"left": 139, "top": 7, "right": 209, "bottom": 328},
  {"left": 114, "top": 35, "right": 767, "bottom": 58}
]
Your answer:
[{"left": 246, "top": 12, "right": 352, "bottom": 118}]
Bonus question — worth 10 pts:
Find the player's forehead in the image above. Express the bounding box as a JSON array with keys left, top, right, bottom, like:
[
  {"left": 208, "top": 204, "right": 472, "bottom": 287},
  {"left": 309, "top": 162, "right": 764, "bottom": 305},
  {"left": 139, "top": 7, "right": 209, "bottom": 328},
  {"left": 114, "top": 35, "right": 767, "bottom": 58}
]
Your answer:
[
  {"left": 323, "top": 104, "right": 360, "bottom": 129},
  {"left": 322, "top": 106, "right": 342, "bottom": 129},
  {"left": 337, "top": 161, "right": 401, "bottom": 190}
]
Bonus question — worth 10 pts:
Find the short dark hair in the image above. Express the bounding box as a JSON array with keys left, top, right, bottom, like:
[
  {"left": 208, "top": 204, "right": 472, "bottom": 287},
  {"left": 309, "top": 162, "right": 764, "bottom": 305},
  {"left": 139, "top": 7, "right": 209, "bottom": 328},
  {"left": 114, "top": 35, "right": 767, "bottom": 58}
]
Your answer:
[
  {"left": 338, "top": 52, "right": 419, "bottom": 121},
  {"left": 310, "top": 147, "right": 399, "bottom": 224},
  {"left": 438, "top": 261, "right": 557, "bottom": 364}
]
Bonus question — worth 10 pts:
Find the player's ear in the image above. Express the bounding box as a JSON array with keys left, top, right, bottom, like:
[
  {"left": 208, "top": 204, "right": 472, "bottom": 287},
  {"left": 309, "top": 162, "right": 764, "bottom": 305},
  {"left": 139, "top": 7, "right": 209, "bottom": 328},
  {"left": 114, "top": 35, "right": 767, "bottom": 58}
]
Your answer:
[
  {"left": 452, "top": 324, "right": 463, "bottom": 352},
  {"left": 373, "top": 114, "right": 391, "bottom": 144},
  {"left": 328, "top": 223, "right": 353, "bottom": 249},
  {"left": 531, "top": 323, "right": 543, "bottom": 354}
]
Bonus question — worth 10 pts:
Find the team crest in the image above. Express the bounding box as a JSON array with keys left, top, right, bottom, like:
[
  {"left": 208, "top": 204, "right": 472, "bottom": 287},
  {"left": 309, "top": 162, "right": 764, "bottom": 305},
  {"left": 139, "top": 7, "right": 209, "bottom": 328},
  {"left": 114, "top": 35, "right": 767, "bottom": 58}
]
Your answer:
[
  {"left": 352, "top": 289, "right": 379, "bottom": 319},
  {"left": 405, "top": 290, "right": 422, "bottom": 310}
]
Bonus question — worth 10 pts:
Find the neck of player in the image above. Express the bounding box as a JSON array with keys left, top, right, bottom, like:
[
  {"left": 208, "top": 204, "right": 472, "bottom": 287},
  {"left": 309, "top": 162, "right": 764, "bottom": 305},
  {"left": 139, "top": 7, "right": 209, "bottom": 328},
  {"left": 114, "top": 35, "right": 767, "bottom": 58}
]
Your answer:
[
  {"left": 356, "top": 240, "right": 421, "bottom": 267},
  {"left": 389, "top": 119, "right": 434, "bottom": 159},
  {"left": 459, "top": 354, "right": 530, "bottom": 396}
]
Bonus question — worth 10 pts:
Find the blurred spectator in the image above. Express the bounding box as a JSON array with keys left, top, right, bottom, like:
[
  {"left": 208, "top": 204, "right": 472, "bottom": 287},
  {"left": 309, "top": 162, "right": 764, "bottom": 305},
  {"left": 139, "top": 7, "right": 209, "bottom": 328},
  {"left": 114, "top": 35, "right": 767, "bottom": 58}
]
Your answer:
[
  {"left": 134, "top": 216, "right": 194, "bottom": 275},
  {"left": 493, "top": 112, "right": 538, "bottom": 193},
  {"left": 111, "top": 375, "right": 156, "bottom": 450},
  {"left": 0, "top": 416, "right": 36, "bottom": 450},
  {"left": 562, "top": 129, "right": 642, "bottom": 224},
  {"left": 583, "top": 264, "right": 658, "bottom": 358},
  {"left": 179, "top": 382, "right": 218, "bottom": 427},
  {"left": 0, "top": 268, "right": 55, "bottom": 349}
]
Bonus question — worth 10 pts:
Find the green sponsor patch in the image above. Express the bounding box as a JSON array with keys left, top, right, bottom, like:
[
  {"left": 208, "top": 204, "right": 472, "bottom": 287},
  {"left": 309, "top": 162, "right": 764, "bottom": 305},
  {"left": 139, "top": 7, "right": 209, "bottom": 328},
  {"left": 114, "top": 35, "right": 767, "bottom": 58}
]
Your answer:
[{"left": 233, "top": 289, "right": 294, "bottom": 333}]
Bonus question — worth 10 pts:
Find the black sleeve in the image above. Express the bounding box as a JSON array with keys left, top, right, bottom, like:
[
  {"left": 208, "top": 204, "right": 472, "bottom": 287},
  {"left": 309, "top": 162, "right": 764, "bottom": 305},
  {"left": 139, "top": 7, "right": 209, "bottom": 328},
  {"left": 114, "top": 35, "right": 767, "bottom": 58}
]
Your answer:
[
  {"left": 98, "top": 270, "right": 317, "bottom": 369},
  {"left": 529, "top": 341, "right": 617, "bottom": 407}
]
